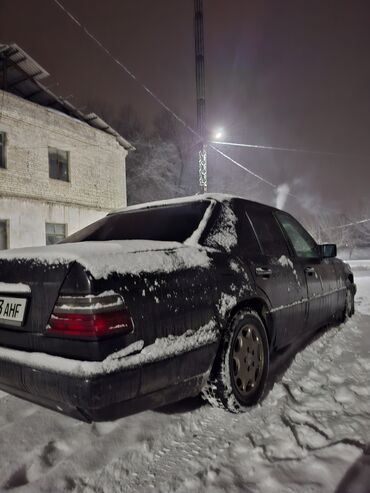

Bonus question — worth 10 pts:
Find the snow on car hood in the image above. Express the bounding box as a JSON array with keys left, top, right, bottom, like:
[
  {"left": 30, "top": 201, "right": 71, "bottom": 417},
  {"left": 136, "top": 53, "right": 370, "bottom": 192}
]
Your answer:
[{"left": 0, "top": 240, "right": 211, "bottom": 279}]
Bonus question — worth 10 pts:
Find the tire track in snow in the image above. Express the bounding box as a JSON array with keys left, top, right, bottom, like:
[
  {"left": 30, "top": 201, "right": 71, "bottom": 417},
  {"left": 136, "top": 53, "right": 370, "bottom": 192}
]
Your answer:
[
  {"left": 80, "top": 317, "right": 358, "bottom": 492},
  {"left": 82, "top": 405, "right": 239, "bottom": 493},
  {"left": 79, "top": 318, "right": 346, "bottom": 492}
]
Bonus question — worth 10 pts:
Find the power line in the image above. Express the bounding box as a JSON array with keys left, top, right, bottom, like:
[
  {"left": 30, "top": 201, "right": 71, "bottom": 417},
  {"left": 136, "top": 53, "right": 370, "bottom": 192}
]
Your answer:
[
  {"left": 52, "top": 0, "right": 289, "bottom": 196},
  {"left": 53, "top": 0, "right": 198, "bottom": 140},
  {"left": 209, "top": 145, "right": 276, "bottom": 188},
  {"left": 329, "top": 218, "right": 370, "bottom": 230},
  {"left": 209, "top": 145, "right": 299, "bottom": 199},
  {"left": 212, "top": 140, "right": 370, "bottom": 161},
  {"left": 52, "top": 0, "right": 370, "bottom": 231}
]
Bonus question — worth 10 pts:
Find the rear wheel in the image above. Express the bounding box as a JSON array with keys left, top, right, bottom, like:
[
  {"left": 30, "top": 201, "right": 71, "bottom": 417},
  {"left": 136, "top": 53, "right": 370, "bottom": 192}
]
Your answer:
[{"left": 202, "top": 309, "right": 269, "bottom": 412}]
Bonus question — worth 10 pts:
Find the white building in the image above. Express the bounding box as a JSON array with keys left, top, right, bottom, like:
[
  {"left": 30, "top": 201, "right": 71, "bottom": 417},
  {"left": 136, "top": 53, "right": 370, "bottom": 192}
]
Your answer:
[{"left": 0, "top": 43, "right": 133, "bottom": 249}]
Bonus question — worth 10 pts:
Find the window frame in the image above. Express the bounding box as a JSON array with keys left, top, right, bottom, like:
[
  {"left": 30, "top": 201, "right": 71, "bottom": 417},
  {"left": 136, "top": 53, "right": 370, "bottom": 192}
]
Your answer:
[
  {"left": 48, "top": 147, "right": 70, "bottom": 182},
  {"left": 45, "top": 222, "right": 67, "bottom": 245},
  {"left": 274, "top": 211, "right": 320, "bottom": 259},
  {"left": 0, "top": 131, "right": 6, "bottom": 169},
  {"left": 228, "top": 199, "right": 262, "bottom": 256},
  {"left": 0, "top": 219, "right": 9, "bottom": 250}
]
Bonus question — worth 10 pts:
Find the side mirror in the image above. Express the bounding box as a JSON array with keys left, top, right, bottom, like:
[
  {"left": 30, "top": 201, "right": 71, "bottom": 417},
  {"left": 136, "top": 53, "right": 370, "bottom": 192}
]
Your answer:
[{"left": 319, "top": 244, "right": 337, "bottom": 258}]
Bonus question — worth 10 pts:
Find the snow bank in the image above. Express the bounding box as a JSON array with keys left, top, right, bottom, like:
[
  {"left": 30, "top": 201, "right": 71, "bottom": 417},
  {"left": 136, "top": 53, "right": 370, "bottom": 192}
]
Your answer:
[
  {"left": 347, "top": 260, "right": 370, "bottom": 271},
  {"left": 0, "top": 282, "right": 31, "bottom": 293},
  {"left": 355, "top": 276, "right": 370, "bottom": 315},
  {"left": 0, "top": 240, "right": 211, "bottom": 279},
  {"left": 0, "top": 320, "right": 218, "bottom": 378}
]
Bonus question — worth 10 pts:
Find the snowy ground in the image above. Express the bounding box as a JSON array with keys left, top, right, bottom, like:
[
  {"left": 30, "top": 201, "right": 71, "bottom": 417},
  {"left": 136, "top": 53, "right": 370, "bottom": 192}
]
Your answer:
[{"left": 0, "top": 265, "right": 369, "bottom": 492}]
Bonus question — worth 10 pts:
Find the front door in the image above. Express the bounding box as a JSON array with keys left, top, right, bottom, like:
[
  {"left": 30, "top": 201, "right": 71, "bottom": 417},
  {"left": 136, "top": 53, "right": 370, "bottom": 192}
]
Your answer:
[{"left": 275, "top": 211, "right": 337, "bottom": 331}]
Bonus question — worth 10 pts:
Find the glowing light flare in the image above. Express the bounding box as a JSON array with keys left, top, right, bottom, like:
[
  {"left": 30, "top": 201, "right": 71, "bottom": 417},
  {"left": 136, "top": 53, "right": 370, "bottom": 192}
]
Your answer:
[{"left": 213, "top": 127, "right": 224, "bottom": 140}]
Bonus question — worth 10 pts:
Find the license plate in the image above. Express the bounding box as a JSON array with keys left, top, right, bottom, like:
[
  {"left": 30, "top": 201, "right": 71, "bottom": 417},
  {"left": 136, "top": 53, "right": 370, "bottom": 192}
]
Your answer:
[{"left": 0, "top": 296, "right": 27, "bottom": 326}]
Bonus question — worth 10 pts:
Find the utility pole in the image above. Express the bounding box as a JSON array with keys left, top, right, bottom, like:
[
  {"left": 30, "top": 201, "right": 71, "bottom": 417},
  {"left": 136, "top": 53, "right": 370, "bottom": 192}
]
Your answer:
[{"left": 194, "top": 0, "right": 207, "bottom": 193}]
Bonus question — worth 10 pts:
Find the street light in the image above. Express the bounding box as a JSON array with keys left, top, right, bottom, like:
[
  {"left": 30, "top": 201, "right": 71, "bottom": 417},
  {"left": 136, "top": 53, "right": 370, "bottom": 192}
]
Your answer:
[{"left": 213, "top": 127, "right": 224, "bottom": 140}]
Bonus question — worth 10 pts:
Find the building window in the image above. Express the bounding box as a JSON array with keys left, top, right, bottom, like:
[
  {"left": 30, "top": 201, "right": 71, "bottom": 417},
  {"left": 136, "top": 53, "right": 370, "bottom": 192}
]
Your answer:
[
  {"left": 0, "top": 221, "right": 8, "bottom": 250},
  {"left": 0, "top": 132, "right": 6, "bottom": 169},
  {"left": 48, "top": 147, "right": 69, "bottom": 181},
  {"left": 46, "top": 223, "right": 66, "bottom": 245}
]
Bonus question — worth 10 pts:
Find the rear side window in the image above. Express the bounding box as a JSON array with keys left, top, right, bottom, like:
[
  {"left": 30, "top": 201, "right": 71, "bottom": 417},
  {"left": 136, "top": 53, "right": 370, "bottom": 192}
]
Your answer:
[
  {"left": 246, "top": 205, "right": 289, "bottom": 257},
  {"left": 276, "top": 212, "right": 318, "bottom": 258},
  {"left": 63, "top": 201, "right": 211, "bottom": 243}
]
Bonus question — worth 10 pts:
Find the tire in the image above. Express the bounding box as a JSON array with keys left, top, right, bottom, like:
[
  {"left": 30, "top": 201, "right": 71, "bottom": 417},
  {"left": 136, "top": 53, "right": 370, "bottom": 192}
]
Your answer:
[
  {"left": 344, "top": 287, "right": 355, "bottom": 321},
  {"left": 202, "top": 309, "right": 270, "bottom": 413}
]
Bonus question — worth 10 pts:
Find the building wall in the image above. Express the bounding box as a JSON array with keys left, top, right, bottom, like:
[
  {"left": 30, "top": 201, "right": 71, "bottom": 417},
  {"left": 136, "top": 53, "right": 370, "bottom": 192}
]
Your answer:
[
  {"left": 0, "top": 90, "right": 128, "bottom": 248},
  {"left": 0, "top": 197, "right": 107, "bottom": 249}
]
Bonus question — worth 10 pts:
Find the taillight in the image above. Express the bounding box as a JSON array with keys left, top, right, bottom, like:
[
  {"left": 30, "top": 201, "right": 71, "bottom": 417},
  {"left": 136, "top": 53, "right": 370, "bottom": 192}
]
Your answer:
[{"left": 46, "top": 293, "right": 134, "bottom": 338}]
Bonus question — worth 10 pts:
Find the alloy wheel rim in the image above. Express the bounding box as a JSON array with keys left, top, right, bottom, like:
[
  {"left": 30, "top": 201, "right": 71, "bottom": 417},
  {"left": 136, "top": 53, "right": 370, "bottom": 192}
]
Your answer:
[{"left": 232, "top": 323, "right": 264, "bottom": 397}]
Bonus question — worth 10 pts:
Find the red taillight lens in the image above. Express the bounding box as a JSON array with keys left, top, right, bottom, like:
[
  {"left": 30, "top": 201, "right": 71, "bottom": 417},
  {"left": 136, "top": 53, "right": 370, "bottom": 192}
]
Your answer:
[{"left": 46, "top": 293, "right": 134, "bottom": 338}]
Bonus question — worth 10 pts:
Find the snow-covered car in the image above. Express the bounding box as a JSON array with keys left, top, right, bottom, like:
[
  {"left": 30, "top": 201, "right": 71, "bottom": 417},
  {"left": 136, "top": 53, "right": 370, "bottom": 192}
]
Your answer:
[{"left": 0, "top": 194, "right": 356, "bottom": 421}]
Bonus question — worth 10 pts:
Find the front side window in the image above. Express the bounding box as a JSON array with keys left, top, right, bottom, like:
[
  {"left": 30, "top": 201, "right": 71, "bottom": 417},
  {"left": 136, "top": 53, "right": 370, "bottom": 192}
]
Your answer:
[
  {"left": 0, "top": 220, "right": 8, "bottom": 250},
  {"left": 0, "top": 132, "right": 6, "bottom": 169},
  {"left": 246, "top": 205, "right": 289, "bottom": 257},
  {"left": 48, "top": 147, "right": 69, "bottom": 181},
  {"left": 46, "top": 223, "right": 66, "bottom": 245},
  {"left": 276, "top": 212, "right": 318, "bottom": 258}
]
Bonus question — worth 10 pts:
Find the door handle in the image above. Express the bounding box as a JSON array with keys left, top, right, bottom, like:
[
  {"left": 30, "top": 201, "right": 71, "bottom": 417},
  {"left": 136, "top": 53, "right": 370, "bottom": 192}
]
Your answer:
[
  {"left": 305, "top": 267, "right": 315, "bottom": 275},
  {"left": 255, "top": 267, "right": 272, "bottom": 278}
]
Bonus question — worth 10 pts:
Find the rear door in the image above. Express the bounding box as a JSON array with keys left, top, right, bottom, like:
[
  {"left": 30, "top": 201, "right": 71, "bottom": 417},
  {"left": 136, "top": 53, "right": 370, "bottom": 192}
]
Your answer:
[
  {"left": 275, "top": 211, "right": 338, "bottom": 331},
  {"left": 244, "top": 204, "right": 307, "bottom": 347}
]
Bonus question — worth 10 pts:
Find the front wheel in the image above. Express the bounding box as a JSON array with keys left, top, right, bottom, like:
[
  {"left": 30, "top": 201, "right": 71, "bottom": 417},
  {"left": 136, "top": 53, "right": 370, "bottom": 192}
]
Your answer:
[
  {"left": 344, "top": 287, "right": 355, "bottom": 320},
  {"left": 202, "top": 309, "right": 269, "bottom": 413}
]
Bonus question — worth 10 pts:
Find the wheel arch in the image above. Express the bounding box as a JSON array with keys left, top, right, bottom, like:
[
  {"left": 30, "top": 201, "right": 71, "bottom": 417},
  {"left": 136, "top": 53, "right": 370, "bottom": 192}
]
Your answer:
[{"left": 226, "top": 297, "right": 275, "bottom": 348}]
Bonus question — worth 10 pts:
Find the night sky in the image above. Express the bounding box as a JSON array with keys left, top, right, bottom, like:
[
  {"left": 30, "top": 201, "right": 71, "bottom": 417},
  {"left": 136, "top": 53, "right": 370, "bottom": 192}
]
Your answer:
[{"left": 1, "top": 0, "right": 370, "bottom": 216}]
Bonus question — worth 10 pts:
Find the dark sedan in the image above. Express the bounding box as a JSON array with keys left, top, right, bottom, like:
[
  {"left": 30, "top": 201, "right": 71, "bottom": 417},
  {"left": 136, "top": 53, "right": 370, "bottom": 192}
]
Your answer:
[{"left": 0, "top": 194, "right": 356, "bottom": 420}]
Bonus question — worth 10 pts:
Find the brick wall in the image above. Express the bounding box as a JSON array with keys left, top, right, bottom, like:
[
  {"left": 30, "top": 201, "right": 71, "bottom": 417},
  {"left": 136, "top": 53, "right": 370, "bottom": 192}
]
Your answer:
[{"left": 0, "top": 90, "right": 127, "bottom": 210}]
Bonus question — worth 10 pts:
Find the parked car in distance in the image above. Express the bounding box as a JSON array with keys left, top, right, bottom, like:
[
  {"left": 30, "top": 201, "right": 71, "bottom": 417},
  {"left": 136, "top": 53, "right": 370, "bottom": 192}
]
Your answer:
[{"left": 0, "top": 194, "right": 356, "bottom": 421}]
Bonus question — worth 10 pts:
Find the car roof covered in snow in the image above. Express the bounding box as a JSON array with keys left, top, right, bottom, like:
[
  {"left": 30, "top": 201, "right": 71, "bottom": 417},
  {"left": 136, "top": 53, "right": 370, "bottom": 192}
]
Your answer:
[{"left": 111, "top": 193, "right": 270, "bottom": 215}]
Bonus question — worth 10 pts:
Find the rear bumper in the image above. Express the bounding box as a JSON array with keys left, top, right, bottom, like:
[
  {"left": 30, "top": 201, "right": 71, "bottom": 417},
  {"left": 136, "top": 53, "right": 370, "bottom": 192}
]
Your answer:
[{"left": 0, "top": 343, "right": 217, "bottom": 421}]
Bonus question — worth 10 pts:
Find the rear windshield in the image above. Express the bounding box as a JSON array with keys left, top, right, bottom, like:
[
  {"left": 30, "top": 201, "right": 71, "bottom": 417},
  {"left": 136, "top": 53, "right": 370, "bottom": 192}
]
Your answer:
[{"left": 63, "top": 201, "right": 211, "bottom": 243}]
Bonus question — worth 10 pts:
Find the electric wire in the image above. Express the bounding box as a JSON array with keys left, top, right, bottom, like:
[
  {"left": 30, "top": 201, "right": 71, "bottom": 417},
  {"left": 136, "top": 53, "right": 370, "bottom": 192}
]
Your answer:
[
  {"left": 52, "top": 0, "right": 285, "bottom": 194},
  {"left": 328, "top": 218, "right": 370, "bottom": 229},
  {"left": 212, "top": 140, "right": 370, "bottom": 161},
  {"left": 53, "top": 0, "right": 198, "bottom": 140},
  {"left": 31, "top": 0, "right": 370, "bottom": 231}
]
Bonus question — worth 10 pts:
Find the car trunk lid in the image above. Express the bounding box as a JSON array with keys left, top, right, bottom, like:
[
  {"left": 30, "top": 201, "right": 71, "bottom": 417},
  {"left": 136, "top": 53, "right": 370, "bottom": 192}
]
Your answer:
[{"left": 0, "top": 258, "right": 73, "bottom": 340}]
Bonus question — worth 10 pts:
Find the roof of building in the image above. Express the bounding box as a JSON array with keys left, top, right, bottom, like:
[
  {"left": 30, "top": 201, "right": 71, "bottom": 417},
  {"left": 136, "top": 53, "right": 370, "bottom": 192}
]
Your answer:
[{"left": 0, "top": 43, "right": 134, "bottom": 150}]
